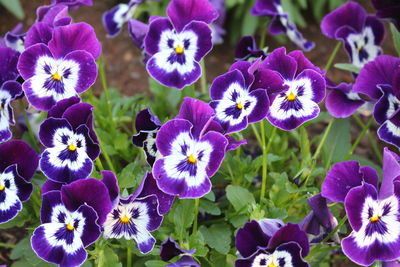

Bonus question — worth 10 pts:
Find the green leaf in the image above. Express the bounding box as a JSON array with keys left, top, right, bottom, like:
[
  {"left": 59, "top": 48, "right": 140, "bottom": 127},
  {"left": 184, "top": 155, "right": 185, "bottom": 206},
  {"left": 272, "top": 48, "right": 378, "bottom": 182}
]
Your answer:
[
  {"left": 144, "top": 260, "right": 166, "bottom": 267},
  {"left": 96, "top": 246, "right": 122, "bottom": 267},
  {"left": 118, "top": 162, "right": 145, "bottom": 189},
  {"left": 226, "top": 185, "right": 255, "bottom": 212},
  {"left": 200, "top": 199, "right": 221, "bottom": 215},
  {"left": 173, "top": 199, "right": 195, "bottom": 232},
  {"left": 189, "top": 231, "right": 209, "bottom": 257},
  {"left": 322, "top": 118, "right": 351, "bottom": 164},
  {"left": 229, "top": 214, "right": 248, "bottom": 228},
  {"left": 334, "top": 63, "right": 361, "bottom": 74},
  {"left": 199, "top": 223, "right": 232, "bottom": 254},
  {"left": 391, "top": 24, "right": 400, "bottom": 57},
  {"left": 0, "top": 0, "right": 24, "bottom": 19}
]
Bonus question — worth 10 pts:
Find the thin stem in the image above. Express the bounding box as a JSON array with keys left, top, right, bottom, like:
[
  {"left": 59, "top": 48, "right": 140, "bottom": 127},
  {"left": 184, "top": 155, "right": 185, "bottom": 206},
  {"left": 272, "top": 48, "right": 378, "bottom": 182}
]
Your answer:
[
  {"left": 259, "top": 24, "right": 267, "bottom": 49},
  {"left": 97, "top": 134, "right": 116, "bottom": 173},
  {"left": 200, "top": 60, "right": 207, "bottom": 95},
  {"left": 306, "top": 215, "right": 347, "bottom": 260},
  {"left": 251, "top": 124, "right": 262, "bottom": 146},
  {"left": 0, "top": 242, "right": 15, "bottom": 249},
  {"left": 98, "top": 56, "right": 115, "bottom": 129},
  {"left": 95, "top": 158, "right": 104, "bottom": 171},
  {"left": 260, "top": 122, "right": 277, "bottom": 202},
  {"left": 18, "top": 99, "right": 39, "bottom": 151},
  {"left": 193, "top": 198, "right": 200, "bottom": 234},
  {"left": 324, "top": 42, "right": 342, "bottom": 71},
  {"left": 127, "top": 240, "right": 132, "bottom": 267},
  {"left": 344, "top": 116, "right": 373, "bottom": 160},
  {"left": 303, "top": 119, "right": 334, "bottom": 185},
  {"left": 353, "top": 115, "right": 383, "bottom": 163}
]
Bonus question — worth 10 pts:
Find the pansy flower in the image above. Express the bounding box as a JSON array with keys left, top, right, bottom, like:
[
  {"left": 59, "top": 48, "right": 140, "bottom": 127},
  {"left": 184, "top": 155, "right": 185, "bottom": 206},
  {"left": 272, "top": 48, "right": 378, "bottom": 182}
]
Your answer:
[
  {"left": 323, "top": 148, "right": 400, "bottom": 265},
  {"left": 321, "top": 1, "right": 384, "bottom": 69},
  {"left": 258, "top": 47, "right": 326, "bottom": 130},
  {"left": 132, "top": 108, "right": 162, "bottom": 166},
  {"left": 325, "top": 82, "right": 368, "bottom": 118},
  {"left": 372, "top": 0, "right": 400, "bottom": 32},
  {"left": 235, "top": 219, "right": 310, "bottom": 267},
  {"left": 299, "top": 193, "right": 339, "bottom": 244},
  {"left": 210, "top": 0, "right": 226, "bottom": 45},
  {"left": 103, "top": 172, "right": 164, "bottom": 254},
  {"left": 160, "top": 237, "right": 199, "bottom": 267},
  {"left": 50, "top": 0, "right": 93, "bottom": 11},
  {"left": 353, "top": 55, "right": 400, "bottom": 148},
  {"left": 235, "top": 36, "right": 267, "bottom": 62},
  {"left": 144, "top": 0, "right": 218, "bottom": 89},
  {"left": 152, "top": 98, "right": 228, "bottom": 198},
  {"left": 0, "top": 140, "right": 39, "bottom": 223},
  {"left": 0, "top": 47, "right": 23, "bottom": 143},
  {"left": 38, "top": 111, "right": 100, "bottom": 183},
  {"left": 31, "top": 190, "right": 101, "bottom": 267},
  {"left": 18, "top": 22, "right": 101, "bottom": 111},
  {"left": 0, "top": 23, "right": 26, "bottom": 52},
  {"left": 251, "top": 0, "right": 314, "bottom": 51},
  {"left": 210, "top": 60, "right": 269, "bottom": 133},
  {"left": 104, "top": 0, "right": 141, "bottom": 37}
]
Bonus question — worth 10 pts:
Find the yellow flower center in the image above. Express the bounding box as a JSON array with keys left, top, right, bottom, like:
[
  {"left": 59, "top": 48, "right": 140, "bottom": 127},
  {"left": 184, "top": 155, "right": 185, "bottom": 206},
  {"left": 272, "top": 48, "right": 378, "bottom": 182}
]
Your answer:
[
  {"left": 175, "top": 45, "right": 184, "bottom": 54},
  {"left": 120, "top": 216, "right": 130, "bottom": 224},
  {"left": 237, "top": 102, "right": 244, "bottom": 109},
  {"left": 268, "top": 263, "right": 278, "bottom": 267},
  {"left": 0, "top": 185, "right": 4, "bottom": 191},
  {"left": 66, "top": 223, "right": 74, "bottom": 231},
  {"left": 187, "top": 154, "right": 197, "bottom": 164},
  {"left": 68, "top": 144, "right": 77, "bottom": 151},
  {"left": 53, "top": 72, "right": 62, "bottom": 81},
  {"left": 370, "top": 215, "right": 379, "bottom": 223},
  {"left": 287, "top": 92, "right": 296, "bottom": 101}
]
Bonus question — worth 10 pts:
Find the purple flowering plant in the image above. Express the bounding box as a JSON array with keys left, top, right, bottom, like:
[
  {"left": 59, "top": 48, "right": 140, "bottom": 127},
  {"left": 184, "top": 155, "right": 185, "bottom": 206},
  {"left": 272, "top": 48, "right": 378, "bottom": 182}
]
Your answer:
[{"left": 1, "top": 0, "right": 400, "bottom": 266}]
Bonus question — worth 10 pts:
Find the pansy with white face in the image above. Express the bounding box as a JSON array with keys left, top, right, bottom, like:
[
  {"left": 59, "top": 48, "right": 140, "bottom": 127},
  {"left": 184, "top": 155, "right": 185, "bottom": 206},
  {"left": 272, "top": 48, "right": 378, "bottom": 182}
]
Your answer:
[
  {"left": 0, "top": 165, "right": 33, "bottom": 223},
  {"left": 153, "top": 119, "right": 227, "bottom": 199},
  {"left": 210, "top": 69, "right": 269, "bottom": 134},
  {"left": 103, "top": 0, "right": 139, "bottom": 37},
  {"left": 346, "top": 27, "right": 381, "bottom": 68},
  {"left": 342, "top": 182, "right": 400, "bottom": 266},
  {"left": 17, "top": 43, "right": 97, "bottom": 111},
  {"left": 39, "top": 118, "right": 100, "bottom": 183},
  {"left": 0, "top": 81, "right": 22, "bottom": 143},
  {"left": 31, "top": 191, "right": 101, "bottom": 267},
  {"left": 236, "top": 242, "right": 309, "bottom": 267},
  {"left": 103, "top": 194, "right": 162, "bottom": 254},
  {"left": 145, "top": 17, "right": 213, "bottom": 89}
]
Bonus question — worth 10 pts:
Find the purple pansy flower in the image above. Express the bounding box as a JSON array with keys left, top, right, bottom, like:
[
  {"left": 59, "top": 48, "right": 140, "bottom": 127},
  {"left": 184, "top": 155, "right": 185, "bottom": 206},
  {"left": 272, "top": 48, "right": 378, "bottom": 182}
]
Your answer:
[
  {"left": 152, "top": 98, "right": 228, "bottom": 198},
  {"left": 144, "top": 0, "right": 218, "bottom": 89},
  {"left": 235, "top": 219, "right": 310, "bottom": 267},
  {"left": 300, "top": 194, "right": 339, "bottom": 244},
  {"left": 321, "top": 1, "right": 384, "bottom": 69},
  {"left": 210, "top": 0, "right": 226, "bottom": 45},
  {"left": 322, "top": 148, "right": 400, "bottom": 265},
  {"left": 325, "top": 82, "right": 367, "bottom": 118},
  {"left": 353, "top": 55, "right": 400, "bottom": 148},
  {"left": 258, "top": 47, "right": 326, "bottom": 130},
  {"left": 38, "top": 101, "right": 100, "bottom": 183},
  {"left": 235, "top": 36, "right": 267, "bottom": 62},
  {"left": 103, "top": 172, "right": 164, "bottom": 254},
  {"left": 31, "top": 190, "right": 101, "bottom": 267},
  {"left": 132, "top": 108, "right": 162, "bottom": 166},
  {"left": 0, "top": 47, "right": 23, "bottom": 143},
  {"left": 251, "top": 0, "right": 314, "bottom": 51},
  {"left": 0, "top": 23, "right": 26, "bottom": 52},
  {"left": 372, "top": 0, "right": 400, "bottom": 32},
  {"left": 18, "top": 22, "right": 101, "bottom": 111},
  {"left": 50, "top": 0, "right": 93, "bottom": 10},
  {"left": 0, "top": 140, "right": 39, "bottom": 223},
  {"left": 210, "top": 61, "right": 269, "bottom": 133},
  {"left": 160, "top": 237, "right": 199, "bottom": 267}
]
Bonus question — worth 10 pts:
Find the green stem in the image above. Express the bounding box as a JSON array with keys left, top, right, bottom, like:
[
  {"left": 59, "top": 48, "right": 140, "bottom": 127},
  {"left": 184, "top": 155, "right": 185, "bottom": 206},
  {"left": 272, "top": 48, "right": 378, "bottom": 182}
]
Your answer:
[
  {"left": 344, "top": 116, "right": 373, "bottom": 160},
  {"left": 324, "top": 42, "right": 342, "bottom": 71},
  {"left": 306, "top": 215, "right": 347, "bottom": 260},
  {"left": 251, "top": 124, "right": 262, "bottom": 146},
  {"left": 127, "top": 240, "right": 132, "bottom": 267},
  {"left": 259, "top": 25, "right": 267, "bottom": 49},
  {"left": 303, "top": 119, "right": 334, "bottom": 185},
  {"left": 95, "top": 158, "right": 104, "bottom": 171},
  {"left": 353, "top": 115, "right": 383, "bottom": 163},
  {"left": 200, "top": 60, "right": 207, "bottom": 95},
  {"left": 260, "top": 122, "right": 277, "bottom": 202},
  {"left": 98, "top": 56, "right": 115, "bottom": 128},
  {"left": 0, "top": 242, "right": 16, "bottom": 249},
  {"left": 193, "top": 198, "right": 200, "bottom": 234},
  {"left": 18, "top": 99, "right": 39, "bottom": 151},
  {"left": 97, "top": 134, "right": 116, "bottom": 173}
]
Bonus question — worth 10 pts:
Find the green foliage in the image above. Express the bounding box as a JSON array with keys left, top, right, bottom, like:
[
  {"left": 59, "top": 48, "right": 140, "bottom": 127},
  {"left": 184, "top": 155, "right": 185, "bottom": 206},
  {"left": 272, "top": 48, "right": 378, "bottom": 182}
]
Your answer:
[
  {"left": 334, "top": 63, "right": 361, "bottom": 74},
  {"left": 391, "top": 24, "right": 400, "bottom": 57},
  {"left": 199, "top": 224, "right": 232, "bottom": 254},
  {"left": 0, "top": 0, "right": 24, "bottom": 20}
]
